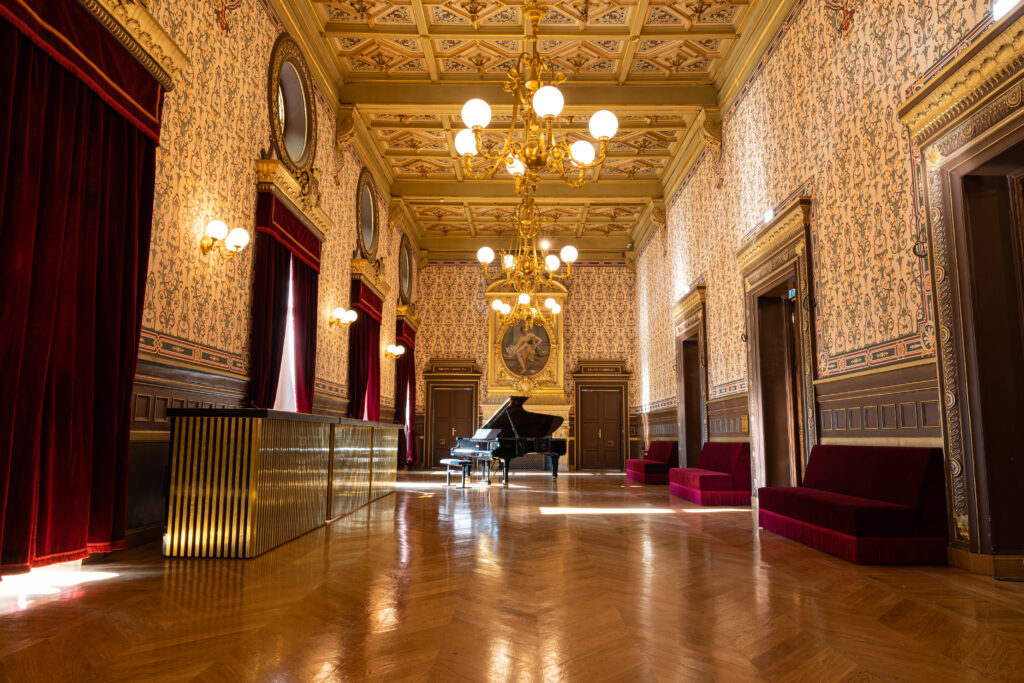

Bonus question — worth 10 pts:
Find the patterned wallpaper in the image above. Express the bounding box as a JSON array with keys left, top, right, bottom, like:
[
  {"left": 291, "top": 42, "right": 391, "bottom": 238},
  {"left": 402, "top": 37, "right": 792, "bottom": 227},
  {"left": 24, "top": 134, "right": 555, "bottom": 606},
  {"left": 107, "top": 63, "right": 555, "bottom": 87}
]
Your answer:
[
  {"left": 634, "top": 0, "right": 993, "bottom": 413},
  {"left": 144, "top": 0, "right": 405, "bottom": 406},
  {"left": 415, "top": 262, "right": 637, "bottom": 411}
]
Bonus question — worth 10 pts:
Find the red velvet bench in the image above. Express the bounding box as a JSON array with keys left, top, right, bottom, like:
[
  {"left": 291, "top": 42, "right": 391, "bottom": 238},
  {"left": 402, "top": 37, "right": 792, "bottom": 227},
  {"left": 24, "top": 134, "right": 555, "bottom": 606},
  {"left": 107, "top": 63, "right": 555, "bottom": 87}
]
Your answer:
[
  {"left": 669, "top": 442, "right": 752, "bottom": 505},
  {"left": 625, "top": 441, "right": 678, "bottom": 484},
  {"left": 758, "top": 445, "right": 948, "bottom": 565}
]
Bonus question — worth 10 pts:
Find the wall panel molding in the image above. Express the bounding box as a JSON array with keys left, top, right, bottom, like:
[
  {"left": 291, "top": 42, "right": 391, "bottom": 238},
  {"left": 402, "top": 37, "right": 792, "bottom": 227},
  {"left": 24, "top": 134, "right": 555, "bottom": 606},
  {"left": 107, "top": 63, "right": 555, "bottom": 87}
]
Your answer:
[
  {"left": 707, "top": 394, "right": 749, "bottom": 442},
  {"left": 815, "top": 359, "right": 941, "bottom": 443}
]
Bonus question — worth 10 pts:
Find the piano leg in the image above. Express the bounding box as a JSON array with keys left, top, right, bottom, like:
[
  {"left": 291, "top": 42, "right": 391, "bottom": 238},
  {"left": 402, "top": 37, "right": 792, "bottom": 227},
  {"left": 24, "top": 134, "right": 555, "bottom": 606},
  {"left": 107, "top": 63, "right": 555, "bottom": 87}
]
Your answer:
[
  {"left": 547, "top": 454, "right": 560, "bottom": 479},
  {"left": 502, "top": 460, "right": 510, "bottom": 487},
  {"left": 484, "top": 460, "right": 491, "bottom": 485}
]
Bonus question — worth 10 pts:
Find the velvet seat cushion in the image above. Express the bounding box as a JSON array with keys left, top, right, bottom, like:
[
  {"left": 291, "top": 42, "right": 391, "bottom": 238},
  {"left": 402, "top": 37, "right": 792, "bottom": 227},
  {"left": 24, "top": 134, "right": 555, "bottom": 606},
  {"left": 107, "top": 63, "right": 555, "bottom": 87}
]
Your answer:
[
  {"left": 758, "top": 486, "right": 920, "bottom": 537},
  {"left": 669, "top": 467, "right": 734, "bottom": 491},
  {"left": 626, "top": 459, "right": 670, "bottom": 475}
]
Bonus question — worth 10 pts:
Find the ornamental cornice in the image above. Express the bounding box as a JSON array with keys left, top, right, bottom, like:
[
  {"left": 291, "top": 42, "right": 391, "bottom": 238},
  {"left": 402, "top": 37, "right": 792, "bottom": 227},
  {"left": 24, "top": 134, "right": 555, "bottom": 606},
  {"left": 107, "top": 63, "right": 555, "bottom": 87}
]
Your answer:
[
  {"left": 75, "top": 0, "right": 188, "bottom": 91},
  {"left": 899, "top": 10, "right": 1024, "bottom": 145},
  {"left": 671, "top": 284, "right": 707, "bottom": 326},
  {"left": 396, "top": 304, "right": 421, "bottom": 331},
  {"left": 736, "top": 196, "right": 811, "bottom": 275},
  {"left": 255, "top": 159, "right": 331, "bottom": 241},
  {"left": 351, "top": 257, "right": 390, "bottom": 301}
]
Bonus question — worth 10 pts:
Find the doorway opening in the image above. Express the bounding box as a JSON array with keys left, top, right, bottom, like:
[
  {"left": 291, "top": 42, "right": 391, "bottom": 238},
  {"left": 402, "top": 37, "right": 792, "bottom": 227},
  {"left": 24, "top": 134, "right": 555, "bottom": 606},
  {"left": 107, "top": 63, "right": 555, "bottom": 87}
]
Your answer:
[
  {"left": 755, "top": 279, "right": 803, "bottom": 487},
  {"left": 952, "top": 138, "right": 1024, "bottom": 552},
  {"left": 676, "top": 337, "right": 703, "bottom": 467}
]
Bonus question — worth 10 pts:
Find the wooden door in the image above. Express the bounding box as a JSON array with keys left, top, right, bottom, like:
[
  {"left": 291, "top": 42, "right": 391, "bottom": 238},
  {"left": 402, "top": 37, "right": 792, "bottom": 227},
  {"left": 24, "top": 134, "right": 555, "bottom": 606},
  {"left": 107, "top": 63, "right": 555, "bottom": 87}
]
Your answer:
[
  {"left": 429, "top": 387, "right": 475, "bottom": 468},
  {"left": 756, "top": 290, "right": 801, "bottom": 487},
  {"left": 579, "top": 388, "right": 623, "bottom": 470}
]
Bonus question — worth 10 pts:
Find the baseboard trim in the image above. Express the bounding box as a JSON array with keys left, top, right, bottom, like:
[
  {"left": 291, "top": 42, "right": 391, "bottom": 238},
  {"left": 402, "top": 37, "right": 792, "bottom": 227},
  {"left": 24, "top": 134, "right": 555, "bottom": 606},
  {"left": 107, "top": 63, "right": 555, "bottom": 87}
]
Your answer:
[{"left": 948, "top": 546, "right": 1024, "bottom": 580}]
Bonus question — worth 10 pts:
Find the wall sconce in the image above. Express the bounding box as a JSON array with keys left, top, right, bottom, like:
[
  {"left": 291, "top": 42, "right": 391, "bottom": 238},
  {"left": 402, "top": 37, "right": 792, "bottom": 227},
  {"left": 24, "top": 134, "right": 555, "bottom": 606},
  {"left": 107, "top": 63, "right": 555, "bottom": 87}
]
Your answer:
[
  {"left": 200, "top": 220, "right": 250, "bottom": 259},
  {"left": 384, "top": 343, "right": 406, "bottom": 359},
  {"left": 329, "top": 307, "right": 358, "bottom": 328}
]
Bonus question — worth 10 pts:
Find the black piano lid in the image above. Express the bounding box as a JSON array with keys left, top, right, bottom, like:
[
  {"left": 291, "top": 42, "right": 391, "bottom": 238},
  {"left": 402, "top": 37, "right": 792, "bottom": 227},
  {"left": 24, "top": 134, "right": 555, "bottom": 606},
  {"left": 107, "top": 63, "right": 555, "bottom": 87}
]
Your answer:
[{"left": 482, "top": 396, "right": 563, "bottom": 438}]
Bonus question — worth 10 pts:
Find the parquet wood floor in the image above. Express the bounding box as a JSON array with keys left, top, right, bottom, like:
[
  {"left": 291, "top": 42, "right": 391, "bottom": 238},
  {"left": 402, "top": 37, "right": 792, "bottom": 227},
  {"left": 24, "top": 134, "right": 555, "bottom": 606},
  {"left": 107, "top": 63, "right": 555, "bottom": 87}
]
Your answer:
[{"left": 2, "top": 472, "right": 1024, "bottom": 682}]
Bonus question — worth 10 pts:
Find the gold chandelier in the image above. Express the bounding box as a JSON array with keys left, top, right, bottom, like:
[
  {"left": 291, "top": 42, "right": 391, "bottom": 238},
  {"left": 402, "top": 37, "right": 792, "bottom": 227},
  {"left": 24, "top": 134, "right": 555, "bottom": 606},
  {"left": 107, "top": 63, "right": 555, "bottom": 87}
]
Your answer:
[
  {"left": 454, "top": 0, "right": 619, "bottom": 196},
  {"left": 477, "top": 196, "right": 578, "bottom": 328}
]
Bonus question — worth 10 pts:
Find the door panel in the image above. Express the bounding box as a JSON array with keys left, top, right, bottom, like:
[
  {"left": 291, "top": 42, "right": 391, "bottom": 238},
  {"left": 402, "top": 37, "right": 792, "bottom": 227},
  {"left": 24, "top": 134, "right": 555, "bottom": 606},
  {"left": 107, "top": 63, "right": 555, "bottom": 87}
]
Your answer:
[
  {"left": 579, "top": 388, "right": 623, "bottom": 470},
  {"left": 430, "top": 387, "right": 476, "bottom": 468},
  {"left": 680, "top": 339, "right": 702, "bottom": 468}
]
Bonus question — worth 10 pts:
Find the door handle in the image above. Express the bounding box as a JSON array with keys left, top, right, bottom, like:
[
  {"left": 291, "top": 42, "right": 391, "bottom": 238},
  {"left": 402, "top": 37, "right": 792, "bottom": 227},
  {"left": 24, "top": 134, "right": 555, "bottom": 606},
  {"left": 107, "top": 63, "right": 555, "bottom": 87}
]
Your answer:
[
  {"left": 598, "top": 428, "right": 602, "bottom": 439},
  {"left": 451, "top": 426, "right": 456, "bottom": 436}
]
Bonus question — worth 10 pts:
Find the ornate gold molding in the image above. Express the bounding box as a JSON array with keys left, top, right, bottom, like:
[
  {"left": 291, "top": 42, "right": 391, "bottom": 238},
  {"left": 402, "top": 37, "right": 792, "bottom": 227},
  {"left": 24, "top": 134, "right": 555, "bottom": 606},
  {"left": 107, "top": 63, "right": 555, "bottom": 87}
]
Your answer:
[
  {"left": 696, "top": 108, "right": 723, "bottom": 161},
  {"left": 396, "top": 303, "right": 421, "bottom": 331},
  {"left": 671, "top": 284, "right": 707, "bottom": 326},
  {"left": 256, "top": 159, "right": 331, "bottom": 241},
  {"left": 485, "top": 279, "right": 566, "bottom": 400},
  {"left": 736, "top": 196, "right": 812, "bottom": 275},
  {"left": 351, "top": 257, "right": 390, "bottom": 301},
  {"left": 899, "top": 10, "right": 1024, "bottom": 144},
  {"left": 75, "top": 0, "right": 188, "bottom": 91},
  {"left": 337, "top": 104, "right": 357, "bottom": 148}
]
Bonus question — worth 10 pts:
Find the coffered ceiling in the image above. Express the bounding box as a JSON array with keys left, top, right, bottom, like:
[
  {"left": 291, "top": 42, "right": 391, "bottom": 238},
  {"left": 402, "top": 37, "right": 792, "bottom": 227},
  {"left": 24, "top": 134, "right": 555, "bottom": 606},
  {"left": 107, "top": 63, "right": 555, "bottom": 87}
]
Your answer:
[{"left": 274, "top": 0, "right": 794, "bottom": 260}]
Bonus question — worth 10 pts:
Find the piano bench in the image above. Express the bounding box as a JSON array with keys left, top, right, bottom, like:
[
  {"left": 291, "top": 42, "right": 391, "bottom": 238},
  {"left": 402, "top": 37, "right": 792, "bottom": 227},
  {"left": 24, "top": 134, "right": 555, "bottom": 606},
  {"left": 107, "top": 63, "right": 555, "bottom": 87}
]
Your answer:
[{"left": 440, "top": 458, "right": 473, "bottom": 488}]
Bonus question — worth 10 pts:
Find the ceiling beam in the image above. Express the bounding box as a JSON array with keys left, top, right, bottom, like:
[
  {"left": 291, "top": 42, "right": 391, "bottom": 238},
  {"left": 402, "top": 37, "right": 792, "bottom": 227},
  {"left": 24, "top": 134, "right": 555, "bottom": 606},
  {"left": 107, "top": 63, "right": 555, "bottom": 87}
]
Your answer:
[
  {"left": 382, "top": 149, "right": 674, "bottom": 159},
  {"left": 323, "top": 23, "right": 739, "bottom": 41},
  {"left": 392, "top": 178, "right": 663, "bottom": 201},
  {"left": 408, "top": 0, "right": 440, "bottom": 82},
  {"left": 618, "top": 0, "right": 651, "bottom": 85},
  {"left": 341, "top": 82, "right": 718, "bottom": 109}
]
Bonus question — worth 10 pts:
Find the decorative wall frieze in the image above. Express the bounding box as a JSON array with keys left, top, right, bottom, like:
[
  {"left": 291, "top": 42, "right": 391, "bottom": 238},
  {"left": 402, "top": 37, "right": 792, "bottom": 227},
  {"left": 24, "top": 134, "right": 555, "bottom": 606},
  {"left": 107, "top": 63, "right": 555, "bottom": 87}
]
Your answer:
[
  {"left": 255, "top": 158, "right": 331, "bottom": 240},
  {"left": 899, "top": 9, "right": 1024, "bottom": 145},
  {"left": 75, "top": 0, "right": 189, "bottom": 90}
]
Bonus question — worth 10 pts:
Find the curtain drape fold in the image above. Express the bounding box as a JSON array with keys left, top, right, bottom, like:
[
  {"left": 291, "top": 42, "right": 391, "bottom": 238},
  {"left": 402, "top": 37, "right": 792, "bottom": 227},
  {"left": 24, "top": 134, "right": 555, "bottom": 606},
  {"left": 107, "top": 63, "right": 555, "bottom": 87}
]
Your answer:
[
  {"left": 393, "top": 348, "right": 417, "bottom": 468},
  {"left": 347, "top": 314, "right": 381, "bottom": 422},
  {"left": 0, "top": 16, "right": 157, "bottom": 573},
  {"left": 291, "top": 258, "right": 318, "bottom": 414},
  {"left": 249, "top": 235, "right": 292, "bottom": 410}
]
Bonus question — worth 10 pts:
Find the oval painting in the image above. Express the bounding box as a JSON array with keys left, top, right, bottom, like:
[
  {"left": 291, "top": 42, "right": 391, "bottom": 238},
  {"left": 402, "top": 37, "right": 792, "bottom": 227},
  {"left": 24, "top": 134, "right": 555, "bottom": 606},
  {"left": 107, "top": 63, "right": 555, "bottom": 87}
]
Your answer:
[{"left": 501, "top": 323, "right": 551, "bottom": 377}]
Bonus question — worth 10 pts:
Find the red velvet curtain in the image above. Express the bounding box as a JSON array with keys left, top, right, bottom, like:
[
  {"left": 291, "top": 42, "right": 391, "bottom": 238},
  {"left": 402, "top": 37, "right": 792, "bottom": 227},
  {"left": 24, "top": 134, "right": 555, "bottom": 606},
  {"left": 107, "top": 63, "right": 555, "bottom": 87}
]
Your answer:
[
  {"left": 291, "top": 258, "right": 318, "bottom": 413},
  {"left": 347, "top": 314, "right": 381, "bottom": 422},
  {"left": 0, "top": 17, "right": 157, "bottom": 573},
  {"left": 393, "top": 348, "right": 417, "bottom": 468},
  {"left": 249, "top": 234, "right": 292, "bottom": 409}
]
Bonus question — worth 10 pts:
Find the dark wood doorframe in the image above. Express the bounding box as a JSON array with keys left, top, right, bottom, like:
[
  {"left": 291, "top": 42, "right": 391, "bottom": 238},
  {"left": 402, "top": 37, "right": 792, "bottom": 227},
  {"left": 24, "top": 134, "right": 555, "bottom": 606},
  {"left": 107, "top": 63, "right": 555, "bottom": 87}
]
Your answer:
[
  {"left": 738, "top": 196, "right": 818, "bottom": 489},
  {"left": 672, "top": 284, "right": 709, "bottom": 467},
  {"left": 422, "top": 359, "right": 480, "bottom": 470},
  {"left": 571, "top": 360, "right": 631, "bottom": 471}
]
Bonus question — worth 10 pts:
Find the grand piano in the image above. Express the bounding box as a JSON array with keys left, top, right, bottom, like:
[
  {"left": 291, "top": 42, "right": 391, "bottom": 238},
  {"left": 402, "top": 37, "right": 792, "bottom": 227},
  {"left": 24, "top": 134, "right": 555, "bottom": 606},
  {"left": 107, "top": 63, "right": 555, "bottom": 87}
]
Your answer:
[{"left": 450, "top": 396, "right": 568, "bottom": 486}]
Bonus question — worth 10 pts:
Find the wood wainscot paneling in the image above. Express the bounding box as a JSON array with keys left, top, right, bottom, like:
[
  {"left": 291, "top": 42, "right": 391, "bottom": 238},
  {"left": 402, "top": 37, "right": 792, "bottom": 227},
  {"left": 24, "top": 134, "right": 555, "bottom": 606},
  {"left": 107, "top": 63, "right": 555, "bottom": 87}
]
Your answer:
[
  {"left": 815, "top": 359, "right": 942, "bottom": 445},
  {"left": 642, "top": 407, "right": 678, "bottom": 445},
  {"left": 128, "top": 355, "right": 249, "bottom": 547},
  {"left": 312, "top": 391, "right": 349, "bottom": 417},
  {"left": 628, "top": 414, "right": 641, "bottom": 461},
  {"left": 707, "top": 394, "right": 750, "bottom": 442}
]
